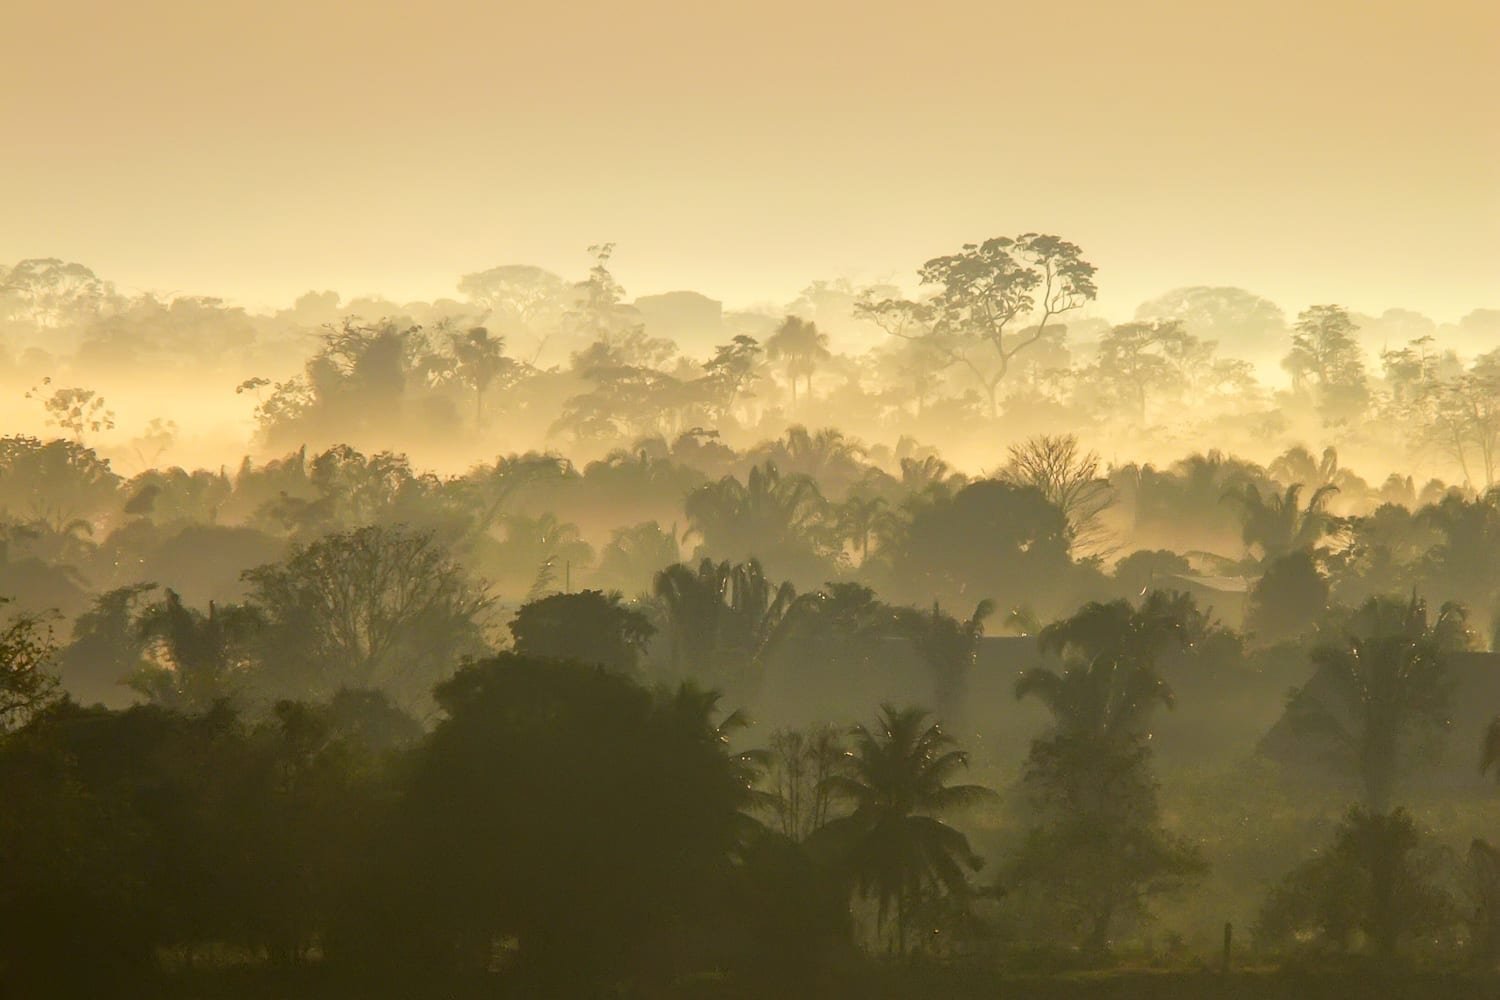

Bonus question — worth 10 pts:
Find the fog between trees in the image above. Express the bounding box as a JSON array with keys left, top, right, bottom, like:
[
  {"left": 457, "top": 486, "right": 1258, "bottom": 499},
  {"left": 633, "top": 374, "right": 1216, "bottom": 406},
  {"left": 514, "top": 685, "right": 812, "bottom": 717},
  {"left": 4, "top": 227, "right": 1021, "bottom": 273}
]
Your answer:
[{"left": 3, "top": 240, "right": 1500, "bottom": 996}]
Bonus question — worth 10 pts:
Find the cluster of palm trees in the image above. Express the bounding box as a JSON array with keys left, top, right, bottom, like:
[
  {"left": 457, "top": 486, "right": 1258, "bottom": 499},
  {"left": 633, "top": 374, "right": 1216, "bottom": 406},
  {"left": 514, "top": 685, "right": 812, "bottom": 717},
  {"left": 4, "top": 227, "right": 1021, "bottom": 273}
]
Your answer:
[{"left": 736, "top": 591, "right": 1216, "bottom": 958}]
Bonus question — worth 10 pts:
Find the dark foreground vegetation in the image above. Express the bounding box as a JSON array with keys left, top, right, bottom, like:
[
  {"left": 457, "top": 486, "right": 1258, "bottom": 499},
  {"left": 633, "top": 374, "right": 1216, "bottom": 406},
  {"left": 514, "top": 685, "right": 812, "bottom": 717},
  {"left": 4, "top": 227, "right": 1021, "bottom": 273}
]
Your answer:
[{"left": 3, "top": 241, "right": 1500, "bottom": 997}]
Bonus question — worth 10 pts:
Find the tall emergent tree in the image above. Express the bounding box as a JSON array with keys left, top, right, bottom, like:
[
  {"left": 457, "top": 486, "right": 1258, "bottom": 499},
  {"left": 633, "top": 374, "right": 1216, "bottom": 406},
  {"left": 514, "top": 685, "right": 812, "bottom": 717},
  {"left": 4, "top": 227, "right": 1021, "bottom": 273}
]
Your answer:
[
  {"left": 765, "top": 316, "right": 831, "bottom": 405},
  {"left": 857, "top": 234, "right": 1097, "bottom": 416},
  {"left": 1283, "top": 304, "right": 1369, "bottom": 424}
]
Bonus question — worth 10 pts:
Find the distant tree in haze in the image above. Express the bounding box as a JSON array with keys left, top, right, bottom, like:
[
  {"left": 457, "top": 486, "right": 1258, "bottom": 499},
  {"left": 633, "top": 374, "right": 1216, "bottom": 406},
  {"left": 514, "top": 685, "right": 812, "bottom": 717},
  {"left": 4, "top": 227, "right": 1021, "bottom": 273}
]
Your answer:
[
  {"left": 1224, "top": 481, "right": 1341, "bottom": 566},
  {"left": 898, "top": 453, "right": 966, "bottom": 496},
  {"left": 765, "top": 316, "right": 831, "bottom": 405},
  {"left": 78, "top": 294, "right": 259, "bottom": 371},
  {"left": 1087, "top": 320, "right": 1194, "bottom": 423},
  {"left": 813, "top": 704, "right": 991, "bottom": 955},
  {"left": 255, "top": 318, "right": 450, "bottom": 447},
  {"left": 25, "top": 382, "right": 116, "bottom": 443},
  {"left": 876, "top": 479, "right": 1074, "bottom": 614},
  {"left": 1283, "top": 305, "right": 1369, "bottom": 425},
  {"left": 442, "top": 326, "right": 516, "bottom": 427},
  {"left": 486, "top": 512, "right": 595, "bottom": 598},
  {"left": 565, "top": 243, "right": 642, "bottom": 345},
  {"left": 684, "top": 462, "right": 833, "bottom": 584},
  {"left": 0, "top": 258, "right": 116, "bottom": 328},
  {"left": 1001, "top": 434, "right": 1114, "bottom": 554},
  {"left": 457, "top": 451, "right": 575, "bottom": 543},
  {"left": 702, "top": 334, "right": 763, "bottom": 420},
  {"left": 836, "top": 493, "right": 890, "bottom": 562},
  {"left": 1267, "top": 444, "right": 1364, "bottom": 496},
  {"left": 243, "top": 525, "right": 492, "bottom": 705},
  {"left": 456, "top": 263, "right": 571, "bottom": 362},
  {"left": 594, "top": 520, "right": 682, "bottom": 595},
  {"left": 750, "top": 425, "right": 868, "bottom": 499},
  {"left": 1085, "top": 320, "right": 1252, "bottom": 425},
  {"left": 508, "top": 589, "right": 655, "bottom": 674},
  {"left": 1245, "top": 550, "right": 1329, "bottom": 644},
  {"left": 858, "top": 234, "right": 1097, "bottom": 416},
  {"left": 1418, "top": 350, "right": 1500, "bottom": 490},
  {"left": 1133, "top": 286, "right": 1286, "bottom": 359},
  {"left": 128, "top": 588, "right": 264, "bottom": 713},
  {"left": 0, "top": 436, "right": 120, "bottom": 533},
  {"left": 652, "top": 557, "right": 795, "bottom": 685}
]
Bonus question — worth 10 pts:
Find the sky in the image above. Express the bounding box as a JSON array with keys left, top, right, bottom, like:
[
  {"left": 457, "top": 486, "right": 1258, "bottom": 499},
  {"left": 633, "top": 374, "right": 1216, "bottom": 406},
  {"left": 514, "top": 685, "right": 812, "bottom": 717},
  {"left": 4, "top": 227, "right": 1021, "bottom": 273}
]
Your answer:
[{"left": 2, "top": 0, "right": 1496, "bottom": 322}]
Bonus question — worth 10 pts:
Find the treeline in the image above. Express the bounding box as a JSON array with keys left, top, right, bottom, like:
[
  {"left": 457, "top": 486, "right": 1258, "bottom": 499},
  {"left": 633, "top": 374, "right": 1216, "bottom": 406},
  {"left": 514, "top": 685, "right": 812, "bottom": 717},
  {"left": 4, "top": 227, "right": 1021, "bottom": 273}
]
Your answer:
[
  {"left": 4, "top": 244, "right": 1499, "bottom": 485},
  {"left": 9, "top": 428, "right": 1500, "bottom": 655},
  {"left": 4, "top": 582, "right": 1500, "bottom": 995}
]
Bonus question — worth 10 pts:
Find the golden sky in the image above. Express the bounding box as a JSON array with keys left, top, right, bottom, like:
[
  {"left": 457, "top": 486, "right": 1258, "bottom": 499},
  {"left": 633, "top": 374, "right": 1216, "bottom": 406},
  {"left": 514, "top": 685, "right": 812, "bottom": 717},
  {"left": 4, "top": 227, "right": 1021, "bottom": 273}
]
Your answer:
[{"left": 3, "top": 0, "right": 1496, "bottom": 320}]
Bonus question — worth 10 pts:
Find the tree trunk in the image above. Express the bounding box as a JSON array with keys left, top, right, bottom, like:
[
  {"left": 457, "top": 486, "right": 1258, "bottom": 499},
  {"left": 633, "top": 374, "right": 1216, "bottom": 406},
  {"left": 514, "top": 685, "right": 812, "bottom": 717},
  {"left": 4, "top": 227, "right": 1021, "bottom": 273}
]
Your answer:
[{"left": 1085, "top": 904, "right": 1113, "bottom": 956}]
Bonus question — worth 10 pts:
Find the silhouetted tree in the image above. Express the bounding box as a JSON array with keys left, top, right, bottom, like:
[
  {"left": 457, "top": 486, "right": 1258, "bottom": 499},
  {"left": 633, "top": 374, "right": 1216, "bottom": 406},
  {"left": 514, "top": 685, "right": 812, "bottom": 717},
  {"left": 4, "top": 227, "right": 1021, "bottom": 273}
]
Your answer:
[
  {"left": 1256, "top": 807, "right": 1460, "bottom": 959},
  {"left": 243, "top": 525, "right": 492, "bottom": 705},
  {"left": 1246, "top": 550, "right": 1330, "bottom": 644},
  {"left": 813, "top": 705, "right": 991, "bottom": 955},
  {"left": 1287, "top": 594, "right": 1461, "bottom": 813},
  {"left": 508, "top": 589, "right": 654, "bottom": 674},
  {"left": 1225, "top": 481, "right": 1340, "bottom": 565},
  {"left": 0, "top": 598, "right": 59, "bottom": 732},
  {"left": 765, "top": 316, "right": 830, "bottom": 405},
  {"left": 1284, "top": 305, "right": 1369, "bottom": 425},
  {"left": 1002, "top": 434, "right": 1114, "bottom": 553},
  {"left": 1006, "top": 592, "right": 1207, "bottom": 952},
  {"left": 366, "top": 655, "right": 756, "bottom": 984},
  {"left": 129, "top": 589, "right": 264, "bottom": 712}
]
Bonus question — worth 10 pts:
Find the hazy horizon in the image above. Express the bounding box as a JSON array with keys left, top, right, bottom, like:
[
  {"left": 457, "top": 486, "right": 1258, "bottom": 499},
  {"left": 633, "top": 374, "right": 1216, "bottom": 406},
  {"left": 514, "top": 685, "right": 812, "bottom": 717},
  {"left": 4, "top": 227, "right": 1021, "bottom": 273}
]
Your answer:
[{"left": 4, "top": 0, "right": 1495, "bottom": 321}]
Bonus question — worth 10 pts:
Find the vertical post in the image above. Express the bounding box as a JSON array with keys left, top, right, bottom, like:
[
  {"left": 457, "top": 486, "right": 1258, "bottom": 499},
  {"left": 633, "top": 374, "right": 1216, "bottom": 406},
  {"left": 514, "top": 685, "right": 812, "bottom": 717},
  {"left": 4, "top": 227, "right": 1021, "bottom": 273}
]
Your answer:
[
  {"left": 565, "top": 560, "right": 571, "bottom": 592},
  {"left": 1221, "top": 921, "right": 1232, "bottom": 975}
]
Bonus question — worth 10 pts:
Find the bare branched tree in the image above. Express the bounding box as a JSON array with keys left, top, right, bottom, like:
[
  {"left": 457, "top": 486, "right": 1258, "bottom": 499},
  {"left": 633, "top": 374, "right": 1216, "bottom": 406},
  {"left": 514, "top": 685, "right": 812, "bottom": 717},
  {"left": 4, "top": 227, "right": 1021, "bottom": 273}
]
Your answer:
[{"left": 1000, "top": 435, "right": 1114, "bottom": 555}]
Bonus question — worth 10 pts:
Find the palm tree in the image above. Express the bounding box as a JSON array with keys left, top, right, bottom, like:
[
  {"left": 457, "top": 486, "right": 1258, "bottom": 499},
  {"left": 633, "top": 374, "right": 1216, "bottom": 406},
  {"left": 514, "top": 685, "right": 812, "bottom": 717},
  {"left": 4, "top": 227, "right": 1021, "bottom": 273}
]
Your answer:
[
  {"left": 814, "top": 705, "right": 992, "bottom": 955},
  {"left": 777, "top": 426, "right": 865, "bottom": 481},
  {"left": 652, "top": 557, "right": 796, "bottom": 682},
  {"left": 1268, "top": 444, "right": 1360, "bottom": 494},
  {"left": 654, "top": 558, "right": 734, "bottom": 675},
  {"left": 130, "top": 589, "right": 264, "bottom": 711},
  {"left": 1290, "top": 594, "right": 1460, "bottom": 813},
  {"left": 595, "top": 521, "right": 681, "bottom": 594},
  {"left": 765, "top": 316, "right": 831, "bottom": 405},
  {"left": 460, "top": 451, "right": 572, "bottom": 540},
  {"left": 837, "top": 494, "right": 889, "bottom": 562},
  {"left": 1017, "top": 592, "right": 1199, "bottom": 744},
  {"left": 446, "top": 326, "right": 514, "bottom": 427},
  {"left": 1223, "top": 481, "right": 1340, "bottom": 564},
  {"left": 899, "top": 454, "right": 959, "bottom": 494},
  {"left": 683, "top": 462, "right": 831, "bottom": 578},
  {"left": 895, "top": 601, "right": 994, "bottom": 721}
]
